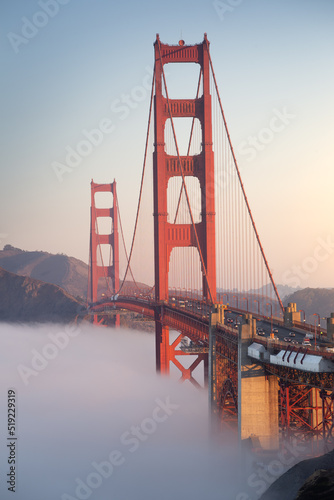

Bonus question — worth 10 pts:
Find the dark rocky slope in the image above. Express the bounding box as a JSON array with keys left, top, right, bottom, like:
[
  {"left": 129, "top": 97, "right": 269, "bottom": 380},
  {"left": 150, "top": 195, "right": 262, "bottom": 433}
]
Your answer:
[
  {"left": 0, "top": 267, "right": 83, "bottom": 323},
  {"left": 260, "top": 448, "right": 334, "bottom": 500}
]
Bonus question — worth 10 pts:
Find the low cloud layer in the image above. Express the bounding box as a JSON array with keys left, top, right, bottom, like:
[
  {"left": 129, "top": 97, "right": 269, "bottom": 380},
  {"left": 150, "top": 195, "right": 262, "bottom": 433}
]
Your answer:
[{"left": 0, "top": 322, "right": 240, "bottom": 500}]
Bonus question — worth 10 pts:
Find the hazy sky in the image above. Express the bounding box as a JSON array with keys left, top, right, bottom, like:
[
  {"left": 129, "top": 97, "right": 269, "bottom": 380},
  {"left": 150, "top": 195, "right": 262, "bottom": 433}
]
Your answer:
[{"left": 1, "top": 0, "right": 334, "bottom": 288}]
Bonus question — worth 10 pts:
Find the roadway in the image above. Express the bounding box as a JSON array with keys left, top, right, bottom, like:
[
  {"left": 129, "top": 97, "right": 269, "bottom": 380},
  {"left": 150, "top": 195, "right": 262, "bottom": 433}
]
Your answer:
[
  {"left": 224, "top": 310, "right": 334, "bottom": 355},
  {"left": 88, "top": 294, "right": 334, "bottom": 355},
  {"left": 169, "top": 297, "right": 309, "bottom": 345}
]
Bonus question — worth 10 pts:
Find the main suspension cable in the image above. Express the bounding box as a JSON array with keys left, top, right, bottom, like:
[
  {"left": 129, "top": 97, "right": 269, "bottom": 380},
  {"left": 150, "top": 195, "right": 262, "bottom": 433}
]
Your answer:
[
  {"left": 115, "top": 191, "right": 140, "bottom": 292},
  {"left": 117, "top": 65, "right": 155, "bottom": 296}
]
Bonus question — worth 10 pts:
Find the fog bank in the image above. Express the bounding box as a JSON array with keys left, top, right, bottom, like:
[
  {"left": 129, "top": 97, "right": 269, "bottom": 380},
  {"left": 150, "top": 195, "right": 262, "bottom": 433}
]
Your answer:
[{"left": 0, "top": 322, "right": 240, "bottom": 500}]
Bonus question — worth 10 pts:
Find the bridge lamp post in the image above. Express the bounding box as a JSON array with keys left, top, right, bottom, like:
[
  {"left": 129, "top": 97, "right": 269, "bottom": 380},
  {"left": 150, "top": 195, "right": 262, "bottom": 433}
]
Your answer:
[
  {"left": 254, "top": 300, "right": 260, "bottom": 316},
  {"left": 237, "top": 314, "right": 243, "bottom": 328},
  {"left": 233, "top": 295, "right": 239, "bottom": 309},
  {"left": 266, "top": 302, "right": 273, "bottom": 334},
  {"left": 223, "top": 293, "right": 229, "bottom": 305},
  {"left": 298, "top": 309, "right": 306, "bottom": 323},
  {"left": 321, "top": 317, "right": 326, "bottom": 340},
  {"left": 313, "top": 313, "right": 320, "bottom": 348},
  {"left": 242, "top": 297, "right": 248, "bottom": 313}
]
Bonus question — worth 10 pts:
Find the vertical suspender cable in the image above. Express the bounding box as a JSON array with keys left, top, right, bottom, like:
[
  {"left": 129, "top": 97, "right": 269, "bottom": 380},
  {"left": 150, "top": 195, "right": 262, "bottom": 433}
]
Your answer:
[{"left": 205, "top": 39, "right": 283, "bottom": 314}]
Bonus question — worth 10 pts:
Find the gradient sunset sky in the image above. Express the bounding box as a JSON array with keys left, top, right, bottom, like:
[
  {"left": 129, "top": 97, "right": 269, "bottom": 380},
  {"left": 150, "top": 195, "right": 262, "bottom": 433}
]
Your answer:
[{"left": 1, "top": 0, "right": 334, "bottom": 287}]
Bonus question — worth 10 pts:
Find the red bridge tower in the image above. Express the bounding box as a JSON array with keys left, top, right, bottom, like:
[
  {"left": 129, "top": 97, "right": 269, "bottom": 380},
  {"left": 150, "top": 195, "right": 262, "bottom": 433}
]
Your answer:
[
  {"left": 89, "top": 180, "right": 119, "bottom": 325},
  {"left": 153, "top": 34, "right": 216, "bottom": 373}
]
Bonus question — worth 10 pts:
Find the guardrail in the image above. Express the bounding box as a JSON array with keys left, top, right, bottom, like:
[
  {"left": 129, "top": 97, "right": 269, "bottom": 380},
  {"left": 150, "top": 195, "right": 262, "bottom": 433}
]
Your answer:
[{"left": 254, "top": 335, "right": 334, "bottom": 361}]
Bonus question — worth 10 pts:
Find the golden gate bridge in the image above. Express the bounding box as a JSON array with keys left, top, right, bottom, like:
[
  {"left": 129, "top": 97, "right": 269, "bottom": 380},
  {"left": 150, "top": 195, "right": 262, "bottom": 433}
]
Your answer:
[{"left": 85, "top": 34, "right": 334, "bottom": 455}]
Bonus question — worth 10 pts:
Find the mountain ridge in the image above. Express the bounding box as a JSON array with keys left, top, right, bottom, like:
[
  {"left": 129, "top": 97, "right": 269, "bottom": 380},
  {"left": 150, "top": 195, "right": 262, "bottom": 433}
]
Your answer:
[
  {"left": 283, "top": 287, "right": 334, "bottom": 323},
  {"left": 0, "top": 266, "right": 82, "bottom": 323},
  {"left": 0, "top": 245, "right": 88, "bottom": 299}
]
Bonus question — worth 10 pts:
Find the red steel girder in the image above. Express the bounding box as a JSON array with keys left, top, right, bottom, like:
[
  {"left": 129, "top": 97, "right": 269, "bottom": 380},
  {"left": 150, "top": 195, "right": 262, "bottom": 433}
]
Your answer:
[
  {"left": 278, "top": 380, "right": 330, "bottom": 453},
  {"left": 320, "top": 389, "right": 334, "bottom": 449},
  {"left": 155, "top": 307, "right": 208, "bottom": 386},
  {"left": 218, "top": 377, "right": 238, "bottom": 432}
]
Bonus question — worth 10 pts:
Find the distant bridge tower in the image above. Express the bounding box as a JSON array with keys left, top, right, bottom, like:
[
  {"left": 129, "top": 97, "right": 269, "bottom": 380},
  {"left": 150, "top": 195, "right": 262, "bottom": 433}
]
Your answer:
[
  {"left": 153, "top": 34, "right": 216, "bottom": 372},
  {"left": 89, "top": 180, "right": 119, "bottom": 325}
]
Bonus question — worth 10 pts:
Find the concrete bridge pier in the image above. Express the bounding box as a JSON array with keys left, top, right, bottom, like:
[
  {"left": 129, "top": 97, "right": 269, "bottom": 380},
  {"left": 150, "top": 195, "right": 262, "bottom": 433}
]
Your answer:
[
  {"left": 284, "top": 302, "right": 301, "bottom": 327},
  {"left": 327, "top": 313, "right": 334, "bottom": 342},
  {"left": 238, "top": 314, "right": 279, "bottom": 450}
]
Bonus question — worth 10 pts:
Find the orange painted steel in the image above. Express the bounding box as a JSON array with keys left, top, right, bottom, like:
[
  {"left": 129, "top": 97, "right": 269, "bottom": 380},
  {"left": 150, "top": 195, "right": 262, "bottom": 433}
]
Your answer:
[
  {"left": 86, "top": 34, "right": 334, "bottom": 447},
  {"left": 153, "top": 34, "right": 216, "bottom": 304},
  {"left": 89, "top": 295, "right": 334, "bottom": 444},
  {"left": 153, "top": 34, "right": 216, "bottom": 379},
  {"left": 89, "top": 180, "right": 119, "bottom": 325},
  {"left": 320, "top": 389, "right": 334, "bottom": 450}
]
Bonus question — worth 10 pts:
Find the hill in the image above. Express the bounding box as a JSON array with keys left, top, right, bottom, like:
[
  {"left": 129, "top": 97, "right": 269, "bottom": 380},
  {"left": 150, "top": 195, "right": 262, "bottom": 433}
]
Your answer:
[
  {"left": 276, "top": 284, "right": 302, "bottom": 299},
  {"left": 255, "top": 284, "right": 302, "bottom": 299},
  {"left": 0, "top": 245, "right": 88, "bottom": 299},
  {"left": 0, "top": 245, "right": 152, "bottom": 301},
  {"left": 284, "top": 288, "right": 334, "bottom": 323},
  {"left": 0, "top": 267, "right": 83, "bottom": 323},
  {"left": 260, "top": 448, "right": 334, "bottom": 500}
]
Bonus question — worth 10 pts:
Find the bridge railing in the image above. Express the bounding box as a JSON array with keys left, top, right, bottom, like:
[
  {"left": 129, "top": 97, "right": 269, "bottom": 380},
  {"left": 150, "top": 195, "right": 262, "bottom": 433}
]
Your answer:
[
  {"left": 87, "top": 295, "right": 332, "bottom": 350},
  {"left": 254, "top": 335, "right": 334, "bottom": 361},
  {"left": 292, "top": 319, "right": 327, "bottom": 336}
]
